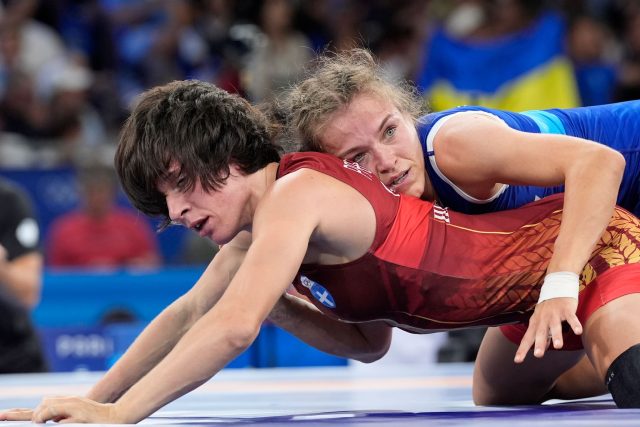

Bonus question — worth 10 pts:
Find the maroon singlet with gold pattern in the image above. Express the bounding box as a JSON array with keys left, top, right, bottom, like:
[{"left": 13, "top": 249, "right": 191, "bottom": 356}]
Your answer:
[{"left": 278, "top": 152, "right": 640, "bottom": 348}]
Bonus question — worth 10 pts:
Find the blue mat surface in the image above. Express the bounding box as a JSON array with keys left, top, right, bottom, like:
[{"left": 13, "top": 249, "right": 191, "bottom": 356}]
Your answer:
[{"left": 1, "top": 364, "right": 638, "bottom": 426}]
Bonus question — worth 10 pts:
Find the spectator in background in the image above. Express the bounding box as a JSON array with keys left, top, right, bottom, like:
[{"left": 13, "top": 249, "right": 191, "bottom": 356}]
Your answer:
[
  {"left": 0, "top": 177, "right": 47, "bottom": 373},
  {"left": 566, "top": 14, "right": 617, "bottom": 106},
  {"left": 141, "top": 0, "right": 209, "bottom": 88},
  {"left": 42, "top": 56, "right": 108, "bottom": 164},
  {"left": 0, "top": 25, "right": 50, "bottom": 139},
  {"left": 191, "top": 0, "right": 246, "bottom": 95},
  {"left": 100, "top": 0, "right": 170, "bottom": 109},
  {"left": 0, "top": 0, "right": 66, "bottom": 83},
  {"left": 47, "top": 163, "right": 161, "bottom": 269},
  {"left": 294, "top": 0, "right": 331, "bottom": 53},
  {"left": 615, "top": 10, "right": 640, "bottom": 101},
  {"left": 243, "top": 0, "right": 312, "bottom": 102}
]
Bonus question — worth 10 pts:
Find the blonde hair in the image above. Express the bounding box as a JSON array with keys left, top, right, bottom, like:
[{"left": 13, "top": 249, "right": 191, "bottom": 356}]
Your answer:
[{"left": 280, "top": 48, "right": 426, "bottom": 152}]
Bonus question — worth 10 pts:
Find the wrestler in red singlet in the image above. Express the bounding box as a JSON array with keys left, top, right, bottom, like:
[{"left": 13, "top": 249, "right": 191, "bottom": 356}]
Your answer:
[{"left": 279, "top": 152, "right": 640, "bottom": 350}]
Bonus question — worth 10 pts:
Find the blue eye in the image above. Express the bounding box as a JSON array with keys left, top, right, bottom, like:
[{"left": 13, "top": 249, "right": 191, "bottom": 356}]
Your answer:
[{"left": 385, "top": 126, "right": 396, "bottom": 138}]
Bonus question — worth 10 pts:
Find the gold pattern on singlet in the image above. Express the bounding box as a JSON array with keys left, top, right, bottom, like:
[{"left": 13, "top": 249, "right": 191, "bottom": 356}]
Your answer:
[
  {"left": 498, "top": 211, "right": 562, "bottom": 273},
  {"left": 580, "top": 263, "right": 595, "bottom": 292},
  {"left": 457, "top": 210, "right": 564, "bottom": 309},
  {"left": 582, "top": 207, "right": 640, "bottom": 288}
]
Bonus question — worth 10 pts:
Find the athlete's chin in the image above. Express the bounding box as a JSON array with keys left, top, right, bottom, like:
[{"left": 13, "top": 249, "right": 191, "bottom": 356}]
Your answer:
[
  {"left": 399, "top": 180, "right": 423, "bottom": 198},
  {"left": 210, "top": 231, "right": 237, "bottom": 246}
]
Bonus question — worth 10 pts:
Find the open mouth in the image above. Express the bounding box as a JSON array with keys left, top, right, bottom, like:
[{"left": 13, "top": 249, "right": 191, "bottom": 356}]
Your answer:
[
  {"left": 389, "top": 170, "right": 409, "bottom": 190},
  {"left": 192, "top": 218, "right": 207, "bottom": 233}
]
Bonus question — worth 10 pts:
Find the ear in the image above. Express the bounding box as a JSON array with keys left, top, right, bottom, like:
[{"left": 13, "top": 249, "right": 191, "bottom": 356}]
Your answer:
[{"left": 228, "top": 163, "right": 244, "bottom": 177}]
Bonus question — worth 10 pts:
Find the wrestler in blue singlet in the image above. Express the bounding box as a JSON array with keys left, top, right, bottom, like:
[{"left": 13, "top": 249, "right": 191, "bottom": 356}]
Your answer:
[{"left": 417, "top": 100, "right": 640, "bottom": 215}]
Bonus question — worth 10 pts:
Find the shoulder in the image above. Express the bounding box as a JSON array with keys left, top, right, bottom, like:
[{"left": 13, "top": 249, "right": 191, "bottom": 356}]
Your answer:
[
  {"left": 438, "top": 111, "right": 507, "bottom": 139},
  {"left": 433, "top": 111, "right": 512, "bottom": 159},
  {"left": 262, "top": 155, "right": 358, "bottom": 225},
  {"left": 272, "top": 164, "right": 342, "bottom": 203},
  {"left": 278, "top": 152, "right": 343, "bottom": 176},
  {"left": 277, "top": 153, "right": 363, "bottom": 191}
]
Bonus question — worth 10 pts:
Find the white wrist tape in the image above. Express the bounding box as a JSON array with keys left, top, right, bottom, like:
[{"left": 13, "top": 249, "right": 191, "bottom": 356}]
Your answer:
[{"left": 538, "top": 271, "right": 580, "bottom": 303}]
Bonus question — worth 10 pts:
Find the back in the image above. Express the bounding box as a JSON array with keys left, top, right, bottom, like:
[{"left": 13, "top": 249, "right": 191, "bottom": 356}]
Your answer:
[{"left": 280, "top": 153, "right": 640, "bottom": 331}]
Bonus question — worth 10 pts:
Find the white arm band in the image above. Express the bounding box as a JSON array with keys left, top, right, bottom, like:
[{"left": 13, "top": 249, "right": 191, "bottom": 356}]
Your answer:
[{"left": 537, "top": 271, "right": 580, "bottom": 303}]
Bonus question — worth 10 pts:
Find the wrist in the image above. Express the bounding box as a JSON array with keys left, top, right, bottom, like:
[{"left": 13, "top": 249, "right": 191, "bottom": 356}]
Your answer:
[
  {"left": 107, "top": 402, "right": 131, "bottom": 424},
  {"left": 538, "top": 271, "right": 579, "bottom": 303}
]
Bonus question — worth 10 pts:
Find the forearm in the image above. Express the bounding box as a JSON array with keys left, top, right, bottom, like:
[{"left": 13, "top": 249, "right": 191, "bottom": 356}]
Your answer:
[
  {"left": 547, "top": 147, "right": 625, "bottom": 274},
  {"left": 269, "top": 293, "right": 391, "bottom": 363},
  {"left": 87, "top": 298, "right": 194, "bottom": 403},
  {"left": 114, "top": 307, "right": 258, "bottom": 423},
  {"left": 88, "top": 245, "right": 244, "bottom": 403}
]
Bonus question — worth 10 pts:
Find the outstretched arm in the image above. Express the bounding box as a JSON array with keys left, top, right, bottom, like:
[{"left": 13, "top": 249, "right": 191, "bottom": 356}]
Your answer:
[
  {"left": 18, "top": 169, "right": 348, "bottom": 423},
  {"left": 435, "top": 114, "right": 625, "bottom": 361},
  {"left": 2, "top": 169, "right": 388, "bottom": 423},
  {"left": 0, "top": 234, "right": 250, "bottom": 422},
  {"left": 86, "top": 235, "right": 250, "bottom": 404}
]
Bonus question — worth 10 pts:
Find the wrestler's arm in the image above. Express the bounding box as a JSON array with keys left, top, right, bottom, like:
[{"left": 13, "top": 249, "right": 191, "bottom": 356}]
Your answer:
[
  {"left": 269, "top": 292, "right": 391, "bottom": 363},
  {"left": 434, "top": 114, "right": 625, "bottom": 361},
  {"left": 86, "top": 232, "right": 251, "bottom": 404},
  {"left": 23, "top": 169, "right": 375, "bottom": 423}
]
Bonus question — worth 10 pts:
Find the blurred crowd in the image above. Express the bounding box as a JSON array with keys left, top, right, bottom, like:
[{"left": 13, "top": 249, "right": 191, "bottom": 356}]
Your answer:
[
  {"left": 0, "top": 0, "right": 639, "bottom": 268},
  {"left": 1, "top": 0, "right": 639, "bottom": 169}
]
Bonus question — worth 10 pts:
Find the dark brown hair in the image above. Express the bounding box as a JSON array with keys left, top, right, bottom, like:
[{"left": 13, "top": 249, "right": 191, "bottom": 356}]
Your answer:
[{"left": 115, "top": 80, "right": 281, "bottom": 223}]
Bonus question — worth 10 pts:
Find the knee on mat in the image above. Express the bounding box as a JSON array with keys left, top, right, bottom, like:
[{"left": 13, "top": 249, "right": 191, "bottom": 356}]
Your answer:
[{"left": 606, "top": 343, "right": 640, "bottom": 408}]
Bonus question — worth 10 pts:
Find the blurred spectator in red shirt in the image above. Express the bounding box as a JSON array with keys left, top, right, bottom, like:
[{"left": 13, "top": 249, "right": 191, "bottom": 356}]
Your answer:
[{"left": 47, "top": 163, "right": 161, "bottom": 269}]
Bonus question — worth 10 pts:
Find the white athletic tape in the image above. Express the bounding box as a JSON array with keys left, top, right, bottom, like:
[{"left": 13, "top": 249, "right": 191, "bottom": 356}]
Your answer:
[{"left": 538, "top": 271, "right": 579, "bottom": 303}]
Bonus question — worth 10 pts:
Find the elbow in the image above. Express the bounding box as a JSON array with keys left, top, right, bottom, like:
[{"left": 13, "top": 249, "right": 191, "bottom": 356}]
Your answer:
[
  {"left": 354, "top": 350, "right": 387, "bottom": 364},
  {"left": 610, "top": 150, "right": 626, "bottom": 182},
  {"left": 352, "top": 337, "right": 391, "bottom": 364},
  {"left": 596, "top": 147, "right": 626, "bottom": 183},
  {"left": 221, "top": 321, "right": 261, "bottom": 354}
]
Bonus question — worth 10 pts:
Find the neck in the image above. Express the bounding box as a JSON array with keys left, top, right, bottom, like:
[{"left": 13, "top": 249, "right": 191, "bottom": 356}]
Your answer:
[
  {"left": 245, "top": 162, "right": 279, "bottom": 223},
  {"left": 422, "top": 175, "right": 436, "bottom": 202},
  {"left": 257, "top": 163, "right": 279, "bottom": 194}
]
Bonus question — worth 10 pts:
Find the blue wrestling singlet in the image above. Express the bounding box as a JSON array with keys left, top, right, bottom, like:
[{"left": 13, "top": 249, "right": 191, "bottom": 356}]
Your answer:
[{"left": 417, "top": 101, "right": 640, "bottom": 215}]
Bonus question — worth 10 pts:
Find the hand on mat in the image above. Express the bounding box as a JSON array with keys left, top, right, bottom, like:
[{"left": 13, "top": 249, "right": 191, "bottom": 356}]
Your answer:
[
  {"left": 514, "top": 297, "right": 582, "bottom": 363},
  {"left": 30, "top": 397, "right": 120, "bottom": 424},
  {"left": 0, "top": 408, "right": 34, "bottom": 421}
]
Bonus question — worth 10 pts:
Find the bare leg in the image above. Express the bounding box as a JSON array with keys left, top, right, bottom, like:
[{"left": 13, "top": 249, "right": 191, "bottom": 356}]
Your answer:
[
  {"left": 582, "top": 294, "right": 640, "bottom": 381},
  {"left": 473, "top": 327, "right": 584, "bottom": 405},
  {"left": 547, "top": 355, "right": 607, "bottom": 400}
]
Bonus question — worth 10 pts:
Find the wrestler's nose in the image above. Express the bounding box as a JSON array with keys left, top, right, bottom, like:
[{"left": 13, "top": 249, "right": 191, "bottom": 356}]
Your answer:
[
  {"left": 373, "top": 145, "right": 397, "bottom": 175},
  {"left": 166, "top": 193, "right": 189, "bottom": 226}
]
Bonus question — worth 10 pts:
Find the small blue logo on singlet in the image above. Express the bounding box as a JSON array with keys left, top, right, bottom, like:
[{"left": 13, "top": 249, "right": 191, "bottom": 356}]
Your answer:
[{"left": 300, "top": 275, "right": 336, "bottom": 309}]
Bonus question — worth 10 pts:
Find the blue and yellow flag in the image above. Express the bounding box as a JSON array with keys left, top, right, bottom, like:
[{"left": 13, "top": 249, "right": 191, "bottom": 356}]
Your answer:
[{"left": 417, "top": 13, "right": 579, "bottom": 112}]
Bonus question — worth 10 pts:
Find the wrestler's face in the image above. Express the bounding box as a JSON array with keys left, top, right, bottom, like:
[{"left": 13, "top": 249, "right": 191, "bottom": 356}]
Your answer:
[
  {"left": 159, "top": 164, "right": 252, "bottom": 245},
  {"left": 319, "top": 93, "right": 427, "bottom": 198}
]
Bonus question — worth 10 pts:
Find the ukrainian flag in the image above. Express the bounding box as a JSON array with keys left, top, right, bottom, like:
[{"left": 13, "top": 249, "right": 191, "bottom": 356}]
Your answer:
[{"left": 417, "top": 13, "right": 579, "bottom": 112}]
